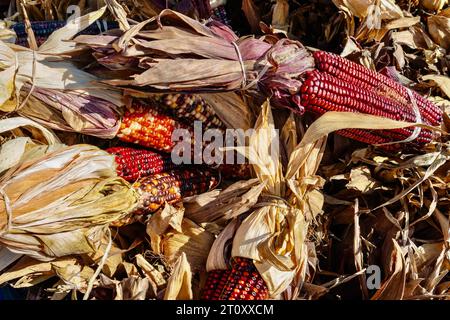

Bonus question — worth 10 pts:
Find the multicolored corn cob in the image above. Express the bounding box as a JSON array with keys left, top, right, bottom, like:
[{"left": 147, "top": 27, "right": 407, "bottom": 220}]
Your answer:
[
  {"left": 202, "top": 257, "right": 268, "bottom": 300},
  {"left": 212, "top": 5, "right": 232, "bottom": 26},
  {"left": 107, "top": 147, "right": 180, "bottom": 182},
  {"left": 153, "top": 94, "right": 225, "bottom": 130},
  {"left": 134, "top": 168, "right": 220, "bottom": 213},
  {"left": 117, "top": 100, "right": 191, "bottom": 152}
]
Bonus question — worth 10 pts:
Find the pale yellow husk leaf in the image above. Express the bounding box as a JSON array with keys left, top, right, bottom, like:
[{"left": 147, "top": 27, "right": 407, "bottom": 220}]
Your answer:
[
  {"left": 0, "top": 144, "right": 139, "bottom": 261},
  {"left": 164, "top": 253, "right": 193, "bottom": 300}
]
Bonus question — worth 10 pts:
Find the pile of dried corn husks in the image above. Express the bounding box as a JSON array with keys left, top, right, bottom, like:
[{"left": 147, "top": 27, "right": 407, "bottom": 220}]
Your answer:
[{"left": 0, "top": 0, "right": 449, "bottom": 300}]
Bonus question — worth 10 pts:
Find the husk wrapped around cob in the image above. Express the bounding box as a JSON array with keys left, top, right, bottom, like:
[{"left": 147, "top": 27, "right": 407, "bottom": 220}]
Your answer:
[
  {"left": 0, "top": 143, "right": 139, "bottom": 261},
  {"left": 73, "top": 9, "right": 315, "bottom": 113},
  {"left": 201, "top": 99, "right": 443, "bottom": 299},
  {"left": 0, "top": 6, "right": 123, "bottom": 139},
  {"left": 73, "top": 9, "right": 446, "bottom": 149}
]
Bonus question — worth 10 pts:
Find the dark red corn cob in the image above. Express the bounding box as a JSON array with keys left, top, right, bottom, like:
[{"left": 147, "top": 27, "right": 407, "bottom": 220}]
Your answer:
[
  {"left": 117, "top": 100, "right": 191, "bottom": 152},
  {"left": 201, "top": 257, "right": 269, "bottom": 300},
  {"left": 313, "top": 51, "right": 443, "bottom": 125},
  {"left": 134, "top": 168, "right": 219, "bottom": 214},
  {"left": 300, "top": 70, "right": 435, "bottom": 147},
  {"left": 219, "top": 163, "right": 252, "bottom": 180},
  {"left": 201, "top": 269, "right": 231, "bottom": 300},
  {"left": 107, "top": 147, "right": 179, "bottom": 181}
]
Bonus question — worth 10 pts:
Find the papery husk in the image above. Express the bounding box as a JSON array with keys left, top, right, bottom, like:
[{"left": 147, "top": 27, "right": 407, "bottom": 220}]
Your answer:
[
  {"left": 164, "top": 252, "right": 193, "bottom": 300},
  {"left": 18, "top": 85, "right": 122, "bottom": 139},
  {"left": 227, "top": 101, "right": 308, "bottom": 297},
  {"left": 332, "top": 0, "right": 406, "bottom": 42},
  {"left": 0, "top": 20, "right": 16, "bottom": 44},
  {"left": 97, "top": 262, "right": 159, "bottom": 300},
  {"left": 332, "top": 0, "right": 403, "bottom": 20},
  {"left": 0, "top": 6, "right": 124, "bottom": 138},
  {"left": 85, "top": 237, "right": 125, "bottom": 278},
  {"left": 160, "top": 218, "right": 215, "bottom": 272},
  {"left": 206, "top": 218, "right": 239, "bottom": 271},
  {"left": 0, "top": 116, "right": 62, "bottom": 174},
  {"left": 73, "top": 9, "right": 315, "bottom": 113},
  {"left": 427, "top": 11, "right": 450, "bottom": 50},
  {"left": 242, "top": 0, "right": 261, "bottom": 33},
  {"left": 146, "top": 204, "right": 184, "bottom": 255},
  {"left": 135, "top": 254, "right": 166, "bottom": 290},
  {"left": 0, "top": 246, "right": 22, "bottom": 272},
  {"left": 422, "top": 74, "right": 450, "bottom": 99},
  {"left": 201, "top": 92, "right": 256, "bottom": 130},
  {"left": 104, "top": 0, "right": 130, "bottom": 31},
  {"left": 272, "top": 0, "right": 290, "bottom": 32},
  {"left": 183, "top": 178, "right": 264, "bottom": 224},
  {"left": 421, "top": 0, "right": 448, "bottom": 11},
  {"left": 0, "top": 144, "right": 139, "bottom": 261},
  {"left": 0, "top": 116, "right": 60, "bottom": 145},
  {"left": 0, "top": 255, "right": 81, "bottom": 287},
  {"left": 231, "top": 100, "right": 444, "bottom": 297},
  {"left": 371, "top": 240, "right": 406, "bottom": 300}
]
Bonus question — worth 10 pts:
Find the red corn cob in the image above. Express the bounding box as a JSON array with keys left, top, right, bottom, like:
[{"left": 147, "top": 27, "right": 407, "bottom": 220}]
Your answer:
[
  {"left": 313, "top": 51, "right": 443, "bottom": 125},
  {"left": 201, "top": 269, "right": 231, "bottom": 300},
  {"left": 133, "top": 168, "right": 219, "bottom": 214},
  {"left": 117, "top": 100, "right": 191, "bottom": 152},
  {"left": 107, "top": 147, "right": 179, "bottom": 181},
  {"left": 201, "top": 257, "right": 269, "bottom": 300},
  {"left": 300, "top": 70, "right": 435, "bottom": 147}
]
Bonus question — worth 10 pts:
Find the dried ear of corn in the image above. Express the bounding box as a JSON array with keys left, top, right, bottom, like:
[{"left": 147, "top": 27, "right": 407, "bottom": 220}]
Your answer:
[
  {"left": 73, "top": 9, "right": 315, "bottom": 113},
  {"left": 107, "top": 146, "right": 180, "bottom": 182},
  {"left": 133, "top": 168, "right": 220, "bottom": 214},
  {"left": 0, "top": 6, "right": 124, "bottom": 139},
  {"left": 202, "top": 257, "right": 269, "bottom": 300},
  {"left": 18, "top": 84, "right": 121, "bottom": 139},
  {"left": 299, "top": 51, "right": 443, "bottom": 148},
  {"left": 0, "top": 144, "right": 139, "bottom": 261},
  {"left": 117, "top": 99, "right": 190, "bottom": 152},
  {"left": 152, "top": 94, "right": 225, "bottom": 130}
]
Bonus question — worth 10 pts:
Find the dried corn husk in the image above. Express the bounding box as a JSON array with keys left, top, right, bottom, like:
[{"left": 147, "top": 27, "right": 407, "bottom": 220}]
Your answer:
[
  {"left": 427, "top": 9, "right": 450, "bottom": 50},
  {"left": 219, "top": 101, "right": 308, "bottom": 297},
  {"left": 74, "top": 9, "right": 315, "bottom": 113},
  {"left": 184, "top": 178, "right": 264, "bottom": 224},
  {"left": 272, "top": 0, "right": 290, "bottom": 32},
  {"left": 220, "top": 97, "right": 445, "bottom": 298},
  {"left": 0, "top": 144, "right": 139, "bottom": 261},
  {"left": 161, "top": 218, "right": 215, "bottom": 272},
  {"left": 206, "top": 218, "right": 239, "bottom": 271},
  {"left": 242, "top": 0, "right": 261, "bottom": 33},
  {"left": 164, "top": 253, "right": 193, "bottom": 300},
  {"left": 421, "top": 0, "right": 448, "bottom": 11},
  {"left": 0, "top": 20, "right": 16, "bottom": 44},
  {"left": 201, "top": 92, "right": 256, "bottom": 130},
  {"left": 0, "top": 6, "right": 124, "bottom": 138},
  {"left": 0, "top": 116, "right": 62, "bottom": 174},
  {"left": 332, "top": 0, "right": 403, "bottom": 20},
  {"left": 0, "top": 255, "right": 83, "bottom": 287}
]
